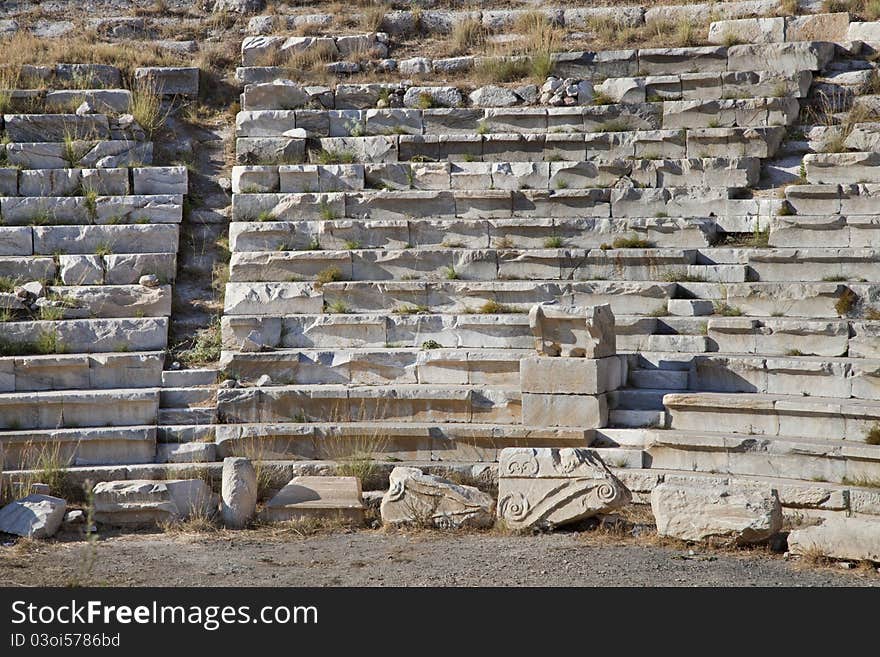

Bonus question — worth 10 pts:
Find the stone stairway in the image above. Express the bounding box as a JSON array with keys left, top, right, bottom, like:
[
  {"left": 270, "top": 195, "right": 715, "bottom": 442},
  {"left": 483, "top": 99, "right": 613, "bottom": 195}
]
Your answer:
[{"left": 0, "top": 63, "right": 184, "bottom": 470}]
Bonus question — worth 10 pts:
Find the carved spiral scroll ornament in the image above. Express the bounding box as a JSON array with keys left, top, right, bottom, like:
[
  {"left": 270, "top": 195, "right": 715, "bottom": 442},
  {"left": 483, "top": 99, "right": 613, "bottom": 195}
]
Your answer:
[{"left": 498, "top": 492, "right": 530, "bottom": 522}]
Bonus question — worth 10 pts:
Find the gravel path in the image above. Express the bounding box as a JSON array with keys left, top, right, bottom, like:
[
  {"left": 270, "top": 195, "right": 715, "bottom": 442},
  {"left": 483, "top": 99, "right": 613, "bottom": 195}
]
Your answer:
[{"left": 2, "top": 528, "right": 877, "bottom": 587}]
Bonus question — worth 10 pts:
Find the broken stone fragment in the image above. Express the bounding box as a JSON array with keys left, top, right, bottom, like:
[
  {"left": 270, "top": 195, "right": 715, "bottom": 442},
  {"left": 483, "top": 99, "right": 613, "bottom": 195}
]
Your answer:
[
  {"left": 0, "top": 494, "right": 67, "bottom": 538},
  {"left": 221, "top": 457, "right": 257, "bottom": 528},
  {"left": 380, "top": 466, "right": 495, "bottom": 529}
]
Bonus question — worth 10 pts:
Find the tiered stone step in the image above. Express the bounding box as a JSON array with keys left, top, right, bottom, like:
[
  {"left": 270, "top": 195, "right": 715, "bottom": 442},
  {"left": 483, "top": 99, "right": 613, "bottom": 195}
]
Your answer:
[
  {"left": 646, "top": 428, "right": 880, "bottom": 486},
  {"left": 156, "top": 368, "right": 219, "bottom": 463},
  {"left": 214, "top": 421, "right": 594, "bottom": 461},
  {"left": 664, "top": 391, "right": 880, "bottom": 441}
]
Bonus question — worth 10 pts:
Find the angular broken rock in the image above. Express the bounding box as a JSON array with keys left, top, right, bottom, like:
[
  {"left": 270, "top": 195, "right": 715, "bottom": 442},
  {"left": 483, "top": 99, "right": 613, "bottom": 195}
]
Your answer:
[
  {"left": 380, "top": 466, "right": 495, "bottom": 529},
  {"left": 221, "top": 457, "right": 258, "bottom": 528},
  {"left": 651, "top": 482, "right": 782, "bottom": 545},
  {"left": 93, "top": 479, "right": 215, "bottom": 526},
  {"left": 497, "top": 448, "right": 630, "bottom": 530},
  {"left": 529, "top": 303, "right": 616, "bottom": 357},
  {"left": 263, "top": 476, "right": 364, "bottom": 524},
  {"left": 788, "top": 518, "right": 880, "bottom": 563},
  {"left": 0, "top": 494, "right": 66, "bottom": 538}
]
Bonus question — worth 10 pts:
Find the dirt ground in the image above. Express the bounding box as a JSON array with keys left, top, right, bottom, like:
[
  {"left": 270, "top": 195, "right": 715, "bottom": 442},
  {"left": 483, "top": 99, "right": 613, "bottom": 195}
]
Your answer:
[{"left": 1, "top": 525, "right": 878, "bottom": 587}]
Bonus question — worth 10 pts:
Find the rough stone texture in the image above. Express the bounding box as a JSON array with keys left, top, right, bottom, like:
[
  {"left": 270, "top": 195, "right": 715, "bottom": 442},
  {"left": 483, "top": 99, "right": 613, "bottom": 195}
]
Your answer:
[
  {"left": 529, "top": 303, "right": 616, "bottom": 357},
  {"left": 651, "top": 482, "right": 783, "bottom": 545},
  {"left": 93, "top": 480, "right": 215, "bottom": 526},
  {"left": 380, "top": 466, "right": 494, "bottom": 529},
  {"left": 496, "top": 447, "right": 630, "bottom": 530},
  {"left": 263, "top": 476, "right": 364, "bottom": 524},
  {"left": 221, "top": 457, "right": 257, "bottom": 528},
  {"left": 788, "top": 518, "right": 880, "bottom": 562},
  {"left": 0, "top": 494, "right": 66, "bottom": 538}
]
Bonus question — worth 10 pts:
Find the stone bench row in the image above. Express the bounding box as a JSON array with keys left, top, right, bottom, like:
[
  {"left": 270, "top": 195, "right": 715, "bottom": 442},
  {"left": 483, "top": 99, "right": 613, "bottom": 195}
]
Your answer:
[
  {"left": 241, "top": 32, "right": 389, "bottom": 67},
  {"left": 232, "top": 158, "right": 760, "bottom": 194},
  {"left": 0, "top": 224, "right": 178, "bottom": 256},
  {"left": 227, "top": 247, "right": 706, "bottom": 283},
  {"left": 0, "top": 166, "right": 187, "bottom": 197},
  {"left": 237, "top": 128, "right": 783, "bottom": 165},
  {"left": 651, "top": 352, "right": 880, "bottom": 400},
  {"left": 215, "top": 420, "right": 589, "bottom": 462},
  {"left": 221, "top": 346, "right": 880, "bottom": 403},
  {"left": 0, "top": 195, "right": 184, "bottom": 226},
  {"left": 220, "top": 310, "right": 880, "bottom": 360},
  {"left": 664, "top": 391, "right": 880, "bottom": 442},
  {"left": 240, "top": 39, "right": 835, "bottom": 79},
  {"left": 785, "top": 183, "right": 880, "bottom": 215},
  {"left": 647, "top": 429, "right": 880, "bottom": 486},
  {"left": 2, "top": 63, "right": 122, "bottom": 89},
  {"left": 239, "top": 69, "right": 811, "bottom": 110},
  {"left": 217, "top": 383, "right": 522, "bottom": 426},
  {"left": 226, "top": 245, "right": 880, "bottom": 285},
  {"left": 0, "top": 253, "right": 175, "bottom": 285},
  {"left": 221, "top": 279, "right": 865, "bottom": 319},
  {"left": 0, "top": 425, "right": 157, "bottom": 470},
  {"left": 1, "top": 88, "right": 132, "bottom": 114},
  {"left": 247, "top": 3, "right": 787, "bottom": 39},
  {"left": 771, "top": 214, "right": 880, "bottom": 247},
  {"left": 0, "top": 317, "right": 167, "bottom": 355},
  {"left": 230, "top": 188, "right": 773, "bottom": 223},
  {"left": 235, "top": 98, "right": 798, "bottom": 137},
  {"left": 803, "top": 152, "right": 880, "bottom": 185},
  {"left": 0, "top": 351, "right": 163, "bottom": 393},
  {"left": 0, "top": 284, "right": 172, "bottom": 320},
  {"left": 0, "top": 114, "right": 145, "bottom": 142},
  {"left": 707, "top": 13, "right": 851, "bottom": 45},
  {"left": 228, "top": 216, "right": 718, "bottom": 252},
  {"left": 2, "top": 140, "right": 153, "bottom": 170},
  {"left": 0, "top": 387, "right": 158, "bottom": 431}
]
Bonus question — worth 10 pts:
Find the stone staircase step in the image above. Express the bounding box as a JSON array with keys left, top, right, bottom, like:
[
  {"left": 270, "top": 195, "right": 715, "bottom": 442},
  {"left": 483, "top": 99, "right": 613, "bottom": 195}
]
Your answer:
[
  {"left": 160, "top": 368, "right": 218, "bottom": 387},
  {"left": 610, "top": 388, "right": 667, "bottom": 410},
  {"left": 609, "top": 409, "right": 666, "bottom": 428},
  {"left": 158, "top": 407, "right": 217, "bottom": 425},
  {"left": 157, "top": 424, "right": 217, "bottom": 444},
  {"left": 159, "top": 386, "right": 217, "bottom": 408},
  {"left": 629, "top": 368, "right": 689, "bottom": 390}
]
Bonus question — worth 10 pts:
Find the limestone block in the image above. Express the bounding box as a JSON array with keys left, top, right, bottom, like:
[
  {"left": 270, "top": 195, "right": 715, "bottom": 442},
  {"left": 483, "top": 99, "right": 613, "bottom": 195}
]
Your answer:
[
  {"left": 233, "top": 165, "right": 280, "bottom": 193},
  {"left": 497, "top": 447, "right": 630, "bottom": 530},
  {"left": 668, "top": 299, "right": 714, "bottom": 316},
  {"left": 727, "top": 42, "right": 836, "bottom": 73},
  {"left": 402, "top": 86, "right": 463, "bottom": 109},
  {"left": 594, "top": 77, "right": 645, "bottom": 104},
  {"left": 94, "top": 479, "right": 215, "bottom": 525},
  {"left": 638, "top": 46, "right": 727, "bottom": 75},
  {"left": 78, "top": 140, "right": 153, "bottom": 169},
  {"left": 469, "top": 85, "right": 519, "bottom": 107},
  {"left": 520, "top": 356, "right": 622, "bottom": 395},
  {"left": 131, "top": 166, "right": 188, "bottom": 195},
  {"left": 80, "top": 168, "right": 130, "bottom": 195},
  {"left": 18, "top": 169, "right": 80, "bottom": 197},
  {"left": 789, "top": 517, "right": 880, "bottom": 562},
  {"left": 59, "top": 255, "right": 103, "bottom": 285},
  {"left": 103, "top": 253, "right": 176, "bottom": 285},
  {"left": 152, "top": 440, "right": 212, "bottom": 464},
  {"left": 223, "top": 282, "right": 323, "bottom": 315},
  {"left": 491, "top": 162, "right": 549, "bottom": 191},
  {"left": 785, "top": 13, "right": 850, "bottom": 42},
  {"left": 521, "top": 392, "right": 608, "bottom": 428},
  {"left": 423, "top": 108, "right": 485, "bottom": 134},
  {"left": 262, "top": 476, "right": 364, "bottom": 524},
  {"left": 380, "top": 467, "right": 493, "bottom": 529},
  {"left": 529, "top": 303, "right": 616, "bottom": 357},
  {"left": 0, "top": 494, "right": 66, "bottom": 538},
  {"left": 364, "top": 108, "right": 423, "bottom": 136},
  {"left": 3, "top": 114, "right": 109, "bottom": 141},
  {"left": 651, "top": 481, "right": 782, "bottom": 545},
  {"left": 242, "top": 80, "right": 310, "bottom": 110},
  {"left": 33, "top": 224, "right": 178, "bottom": 255},
  {"left": 707, "top": 17, "right": 784, "bottom": 44},
  {"left": 221, "top": 457, "right": 257, "bottom": 528},
  {"left": 134, "top": 67, "right": 199, "bottom": 97}
]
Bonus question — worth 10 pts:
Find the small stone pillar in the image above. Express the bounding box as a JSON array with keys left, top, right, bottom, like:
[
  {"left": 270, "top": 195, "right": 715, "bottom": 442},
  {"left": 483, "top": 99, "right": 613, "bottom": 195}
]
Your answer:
[{"left": 520, "top": 303, "right": 624, "bottom": 428}]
